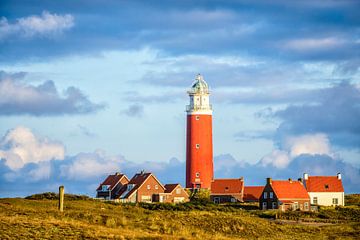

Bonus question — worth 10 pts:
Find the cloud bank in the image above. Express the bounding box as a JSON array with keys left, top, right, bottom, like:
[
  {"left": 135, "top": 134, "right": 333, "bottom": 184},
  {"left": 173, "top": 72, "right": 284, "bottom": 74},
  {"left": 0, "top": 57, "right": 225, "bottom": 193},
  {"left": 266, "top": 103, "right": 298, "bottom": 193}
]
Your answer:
[
  {"left": 0, "top": 71, "right": 105, "bottom": 116},
  {"left": 0, "top": 126, "right": 64, "bottom": 170},
  {"left": 0, "top": 11, "right": 74, "bottom": 40},
  {"left": 0, "top": 127, "right": 358, "bottom": 197}
]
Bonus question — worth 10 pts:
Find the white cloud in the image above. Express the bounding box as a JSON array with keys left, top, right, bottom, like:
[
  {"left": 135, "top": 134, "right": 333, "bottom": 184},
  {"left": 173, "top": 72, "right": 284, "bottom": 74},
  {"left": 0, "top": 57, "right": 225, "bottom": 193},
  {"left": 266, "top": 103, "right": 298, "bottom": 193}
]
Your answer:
[
  {"left": 284, "top": 133, "right": 332, "bottom": 158},
  {"left": 0, "top": 11, "right": 74, "bottom": 40},
  {"left": 260, "top": 150, "right": 290, "bottom": 169},
  {"left": 60, "top": 150, "right": 124, "bottom": 180},
  {"left": 0, "top": 73, "right": 105, "bottom": 116},
  {"left": 284, "top": 37, "right": 345, "bottom": 51},
  {"left": 0, "top": 126, "right": 65, "bottom": 170},
  {"left": 260, "top": 133, "right": 333, "bottom": 169}
]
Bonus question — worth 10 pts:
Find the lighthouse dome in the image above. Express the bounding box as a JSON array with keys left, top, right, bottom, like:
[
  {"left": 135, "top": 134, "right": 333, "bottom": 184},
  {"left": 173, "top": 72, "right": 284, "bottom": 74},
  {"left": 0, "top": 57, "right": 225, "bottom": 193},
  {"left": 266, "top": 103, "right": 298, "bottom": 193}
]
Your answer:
[{"left": 190, "top": 74, "right": 209, "bottom": 94}]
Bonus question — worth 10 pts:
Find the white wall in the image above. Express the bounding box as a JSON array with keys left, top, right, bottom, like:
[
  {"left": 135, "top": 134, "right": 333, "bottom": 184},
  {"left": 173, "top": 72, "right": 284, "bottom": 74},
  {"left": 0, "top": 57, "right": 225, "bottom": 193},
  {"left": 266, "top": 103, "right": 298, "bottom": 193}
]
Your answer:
[{"left": 309, "top": 192, "right": 344, "bottom": 206}]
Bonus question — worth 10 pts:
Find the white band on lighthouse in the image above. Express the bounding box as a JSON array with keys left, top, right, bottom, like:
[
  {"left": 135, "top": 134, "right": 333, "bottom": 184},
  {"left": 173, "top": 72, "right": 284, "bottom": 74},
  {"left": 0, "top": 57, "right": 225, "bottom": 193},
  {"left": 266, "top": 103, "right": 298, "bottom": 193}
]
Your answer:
[{"left": 186, "top": 74, "right": 213, "bottom": 115}]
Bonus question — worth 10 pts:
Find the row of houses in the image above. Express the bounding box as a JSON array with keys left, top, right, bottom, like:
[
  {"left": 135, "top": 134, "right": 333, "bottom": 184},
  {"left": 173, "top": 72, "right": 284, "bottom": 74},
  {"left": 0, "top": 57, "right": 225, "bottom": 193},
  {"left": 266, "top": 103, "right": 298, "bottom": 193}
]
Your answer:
[
  {"left": 96, "top": 172, "right": 344, "bottom": 211},
  {"left": 96, "top": 171, "right": 189, "bottom": 203}
]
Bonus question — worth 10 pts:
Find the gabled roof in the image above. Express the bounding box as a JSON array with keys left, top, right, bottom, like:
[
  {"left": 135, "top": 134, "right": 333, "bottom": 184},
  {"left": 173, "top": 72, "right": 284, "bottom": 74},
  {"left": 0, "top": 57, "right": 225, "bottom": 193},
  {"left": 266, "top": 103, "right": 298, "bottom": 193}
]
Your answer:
[
  {"left": 211, "top": 178, "right": 244, "bottom": 195},
  {"left": 164, "top": 184, "right": 179, "bottom": 193},
  {"left": 305, "top": 176, "right": 344, "bottom": 192},
  {"left": 243, "top": 186, "right": 264, "bottom": 201},
  {"left": 96, "top": 173, "right": 128, "bottom": 191},
  {"left": 117, "top": 172, "right": 165, "bottom": 199},
  {"left": 270, "top": 180, "right": 309, "bottom": 200}
]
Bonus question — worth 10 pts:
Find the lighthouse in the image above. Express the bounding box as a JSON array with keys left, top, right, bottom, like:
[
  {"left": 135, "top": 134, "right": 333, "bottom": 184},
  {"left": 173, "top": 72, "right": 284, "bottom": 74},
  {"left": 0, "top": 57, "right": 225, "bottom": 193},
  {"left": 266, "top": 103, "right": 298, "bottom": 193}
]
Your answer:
[{"left": 186, "top": 74, "right": 214, "bottom": 189}]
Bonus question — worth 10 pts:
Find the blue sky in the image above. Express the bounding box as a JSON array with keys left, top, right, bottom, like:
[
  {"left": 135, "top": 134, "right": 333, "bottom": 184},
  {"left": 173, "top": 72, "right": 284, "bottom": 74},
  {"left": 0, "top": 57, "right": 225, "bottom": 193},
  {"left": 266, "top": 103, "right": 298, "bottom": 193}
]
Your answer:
[{"left": 0, "top": 0, "right": 359, "bottom": 196}]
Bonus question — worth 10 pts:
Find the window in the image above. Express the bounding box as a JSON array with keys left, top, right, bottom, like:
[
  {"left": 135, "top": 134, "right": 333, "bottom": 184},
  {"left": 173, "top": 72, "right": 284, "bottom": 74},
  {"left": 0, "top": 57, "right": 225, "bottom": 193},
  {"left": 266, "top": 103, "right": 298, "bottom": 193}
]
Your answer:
[
  {"left": 332, "top": 198, "right": 338, "bottom": 205},
  {"left": 176, "top": 188, "right": 181, "bottom": 194},
  {"left": 262, "top": 202, "right": 267, "bottom": 210},
  {"left": 231, "top": 197, "right": 236, "bottom": 203},
  {"left": 294, "top": 202, "right": 299, "bottom": 210},
  {"left": 155, "top": 185, "right": 158, "bottom": 190},
  {"left": 269, "top": 192, "right": 273, "bottom": 199},
  {"left": 196, "top": 172, "right": 200, "bottom": 177},
  {"left": 272, "top": 202, "right": 276, "bottom": 209},
  {"left": 304, "top": 202, "right": 309, "bottom": 210},
  {"left": 195, "top": 116, "right": 200, "bottom": 120},
  {"left": 196, "top": 144, "right": 200, "bottom": 149},
  {"left": 300, "top": 204, "right": 303, "bottom": 210},
  {"left": 263, "top": 192, "right": 267, "bottom": 199},
  {"left": 313, "top": 197, "right": 318, "bottom": 205},
  {"left": 102, "top": 185, "right": 109, "bottom": 191},
  {"left": 147, "top": 185, "right": 151, "bottom": 190}
]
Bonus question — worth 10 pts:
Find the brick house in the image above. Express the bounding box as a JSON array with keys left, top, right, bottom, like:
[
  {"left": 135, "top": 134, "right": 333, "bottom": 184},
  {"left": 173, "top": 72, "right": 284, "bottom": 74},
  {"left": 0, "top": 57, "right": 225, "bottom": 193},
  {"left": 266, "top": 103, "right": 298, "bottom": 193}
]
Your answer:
[
  {"left": 243, "top": 186, "right": 264, "bottom": 202},
  {"left": 157, "top": 184, "right": 189, "bottom": 203},
  {"left": 210, "top": 178, "right": 244, "bottom": 203},
  {"left": 116, "top": 171, "right": 166, "bottom": 203},
  {"left": 303, "top": 173, "right": 345, "bottom": 206},
  {"left": 96, "top": 172, "right": 129, "bottom": 200},
  {"left": 260, "top": 178, "right": 310, "bottom": 211}
]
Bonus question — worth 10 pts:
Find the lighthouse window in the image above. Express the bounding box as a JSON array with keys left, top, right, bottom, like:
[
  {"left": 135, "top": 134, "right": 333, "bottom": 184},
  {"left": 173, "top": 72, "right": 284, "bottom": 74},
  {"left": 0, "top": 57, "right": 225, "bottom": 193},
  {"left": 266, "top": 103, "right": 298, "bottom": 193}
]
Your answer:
[
  {"left": 195, "top": 116, "right": 200, "bottom": 120},
  {"left": 196, "top": 172, "right": 200, "bottom": 177},
  {"left": 196, "top": 144, "right": 200, "bottom": 149}
]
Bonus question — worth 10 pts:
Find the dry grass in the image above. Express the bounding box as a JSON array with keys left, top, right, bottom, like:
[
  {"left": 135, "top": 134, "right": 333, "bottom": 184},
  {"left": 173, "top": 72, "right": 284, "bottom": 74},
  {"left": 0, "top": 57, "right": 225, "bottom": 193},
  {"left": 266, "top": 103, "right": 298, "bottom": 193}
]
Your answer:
[{"left": 0, "top": 197, "right": 359, "bottom": 239}]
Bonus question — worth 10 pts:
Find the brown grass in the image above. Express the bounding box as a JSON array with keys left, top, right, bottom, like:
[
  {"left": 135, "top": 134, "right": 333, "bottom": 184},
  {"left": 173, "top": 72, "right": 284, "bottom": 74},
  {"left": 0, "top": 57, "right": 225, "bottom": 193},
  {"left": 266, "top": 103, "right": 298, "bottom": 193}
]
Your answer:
[{"left": 0, "top": 197, "right": 359, "bottom": 239}]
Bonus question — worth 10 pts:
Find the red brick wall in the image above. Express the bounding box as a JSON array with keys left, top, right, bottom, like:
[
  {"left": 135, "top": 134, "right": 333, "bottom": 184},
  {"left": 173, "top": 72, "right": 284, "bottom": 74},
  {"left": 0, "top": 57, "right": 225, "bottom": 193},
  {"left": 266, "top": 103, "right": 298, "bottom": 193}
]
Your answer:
[{"left": 136, "top": 176, "right": 165, "bottom": 202}]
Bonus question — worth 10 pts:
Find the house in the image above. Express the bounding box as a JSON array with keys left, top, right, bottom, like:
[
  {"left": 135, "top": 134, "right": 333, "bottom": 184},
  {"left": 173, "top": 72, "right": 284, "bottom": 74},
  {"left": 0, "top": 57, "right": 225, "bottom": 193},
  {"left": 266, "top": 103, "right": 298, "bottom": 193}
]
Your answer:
[
  {"left": 157, "top": 184, "right": 189, "bottom": 203},
  {"left": 210, "top": 178, "right": 244, "bottom": 203},
  {"left": 96, "top": 172, "right": 129, "bottom": 200},
  {"left": 243, "top": 186, "right": 264, "bottom": 202},
  {"left": 116, "top": 171, "right": 166, "bottom": 203},
  {"left": 303, "top": 173, "right": 345, "bottom": 206},
  {"left": 260, "top": 178, "right": 310, "bottom": 211}
]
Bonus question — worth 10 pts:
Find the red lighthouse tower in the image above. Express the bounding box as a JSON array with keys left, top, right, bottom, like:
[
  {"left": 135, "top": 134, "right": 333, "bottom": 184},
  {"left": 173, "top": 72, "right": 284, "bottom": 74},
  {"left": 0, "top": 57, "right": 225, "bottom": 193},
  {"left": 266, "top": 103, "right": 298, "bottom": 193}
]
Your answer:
[{"left": 186, "top": 74, "right": 213, "bottom": 189}]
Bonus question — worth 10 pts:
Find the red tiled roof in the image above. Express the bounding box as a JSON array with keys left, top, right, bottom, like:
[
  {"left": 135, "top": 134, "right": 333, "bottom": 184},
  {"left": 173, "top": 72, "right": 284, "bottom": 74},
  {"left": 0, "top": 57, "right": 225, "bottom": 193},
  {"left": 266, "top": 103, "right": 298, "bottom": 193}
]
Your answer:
[
  {"left": 305, "top": 176, "right": 344, "bottom": 192},
  {"left": 211, "top": 178, "right": 244, "bottom": 194},
  {"left": 271, "top": 180, "right": 309, "bottom": 199},
  {"left": 243, "top": 186, "right": 264, "bottom": 201},
  {"left": 164, "top": 184, "right": 179, "bottom": 193},
  {"left": 96, "top": 173, "right": 126, "bottom": 191}
]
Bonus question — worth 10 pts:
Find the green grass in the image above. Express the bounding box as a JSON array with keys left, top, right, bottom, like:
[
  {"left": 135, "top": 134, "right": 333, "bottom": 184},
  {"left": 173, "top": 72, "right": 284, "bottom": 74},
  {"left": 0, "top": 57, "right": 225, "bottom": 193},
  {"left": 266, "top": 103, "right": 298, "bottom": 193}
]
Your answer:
[{"left": 0, "top": 194, "right": 359, "bottom": 239}]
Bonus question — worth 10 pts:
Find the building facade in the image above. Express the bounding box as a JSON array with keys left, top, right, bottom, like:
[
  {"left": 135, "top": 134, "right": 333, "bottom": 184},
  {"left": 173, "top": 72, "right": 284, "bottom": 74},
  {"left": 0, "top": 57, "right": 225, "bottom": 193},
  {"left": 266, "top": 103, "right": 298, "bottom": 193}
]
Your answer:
[
  {"left": 96, "top": 172, "right": 129, "bottom": 200},
  {"left": 186, "top": 74, "right": 214, "bottom": 189},
  {"left": 260, "top": 178, "right": 310, "bottom": 211},
  {"left": 303, "top": 173, "right": 345, "bottom": 206},
  {"left": 116, "top": 172, "right": 166, "bottom": 203}
]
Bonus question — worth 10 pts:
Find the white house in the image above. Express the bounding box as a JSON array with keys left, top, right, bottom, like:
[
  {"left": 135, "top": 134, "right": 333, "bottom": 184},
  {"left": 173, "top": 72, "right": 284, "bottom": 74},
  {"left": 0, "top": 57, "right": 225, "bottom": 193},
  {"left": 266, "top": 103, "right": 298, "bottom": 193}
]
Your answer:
[{"left": 303, "top": 173, "right": 345, "bottom": 206}]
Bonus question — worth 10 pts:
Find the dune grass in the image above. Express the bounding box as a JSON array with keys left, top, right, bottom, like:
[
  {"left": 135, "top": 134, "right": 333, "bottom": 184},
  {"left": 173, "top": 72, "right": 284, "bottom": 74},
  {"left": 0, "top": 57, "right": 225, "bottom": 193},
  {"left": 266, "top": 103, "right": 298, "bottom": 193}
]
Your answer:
[{"left": 0, "top": 195, "right": 359, "bottom": 239}]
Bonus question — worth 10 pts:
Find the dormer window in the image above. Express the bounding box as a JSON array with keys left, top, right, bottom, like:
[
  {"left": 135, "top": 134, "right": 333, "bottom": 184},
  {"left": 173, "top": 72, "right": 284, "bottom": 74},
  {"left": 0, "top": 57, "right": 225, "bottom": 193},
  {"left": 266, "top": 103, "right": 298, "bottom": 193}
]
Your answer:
[
  {"left": 196, "top": 172, "right": 200, "bottom": 178},
  {"left": 324, "top": 184, "right": 329, "bottom": 189},
  {"left": 225, "top": 187, "right": 229, "bottom": 192},
  {"left": 196, "top": 144, "right": 200, "bottom": 149}
]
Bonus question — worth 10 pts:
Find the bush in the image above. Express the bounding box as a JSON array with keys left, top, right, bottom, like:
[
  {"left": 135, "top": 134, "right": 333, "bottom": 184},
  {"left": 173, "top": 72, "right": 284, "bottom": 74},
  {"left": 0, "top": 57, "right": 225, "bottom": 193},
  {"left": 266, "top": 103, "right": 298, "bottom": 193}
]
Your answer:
[{"left": 25, "top": 192, "right": 91, "bottom": 201}]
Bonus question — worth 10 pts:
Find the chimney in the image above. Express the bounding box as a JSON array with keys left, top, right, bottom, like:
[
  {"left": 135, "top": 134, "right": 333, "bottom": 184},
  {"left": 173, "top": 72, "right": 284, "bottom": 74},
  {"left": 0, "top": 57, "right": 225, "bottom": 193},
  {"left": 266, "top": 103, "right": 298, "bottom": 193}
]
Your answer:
[
  {"left": 298, "top": 178, "right": 303, "bottom": 183},
  {"left": 337, "top": 173, "right": 341, "bottom": 180},
  {"left": 115, "top": 172, "right": 121, "bottom": 175},
  {"left": 303, "top": 173, "right": 309, "bottom": 180},
  {"left": 266, "top": 177, "right": 272, "bottom": 185},
  {"left": 288, "top": 178, "right": 292, "bottom": 183}
]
